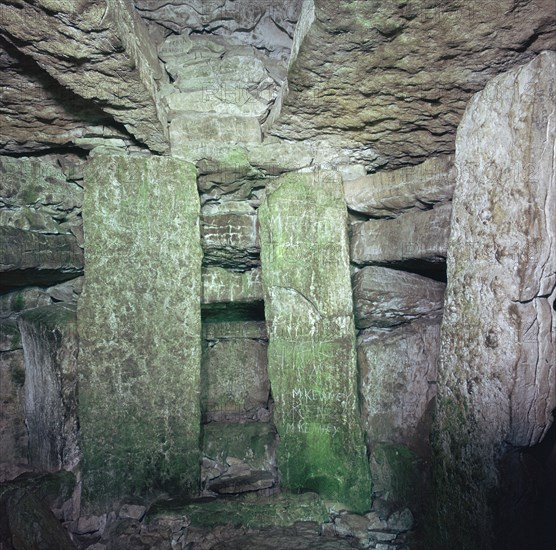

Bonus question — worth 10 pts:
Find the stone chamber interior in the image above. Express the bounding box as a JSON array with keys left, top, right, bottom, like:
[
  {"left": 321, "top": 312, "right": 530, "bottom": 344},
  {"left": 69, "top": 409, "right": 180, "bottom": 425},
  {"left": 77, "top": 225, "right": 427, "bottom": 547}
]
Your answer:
[{"left": 0, "top": 1, "right": 555, "bottom": 550}]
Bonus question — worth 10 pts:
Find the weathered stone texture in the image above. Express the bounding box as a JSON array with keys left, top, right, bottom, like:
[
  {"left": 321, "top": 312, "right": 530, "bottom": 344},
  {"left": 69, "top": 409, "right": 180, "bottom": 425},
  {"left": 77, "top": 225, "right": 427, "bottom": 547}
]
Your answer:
[
  {"left": 353, "top": 266, "right": 445, "bottom": 329},
  {"left": 78, "top": 154, "right": 202, "bottom": 511},
  {"left": 273, "top": 0, "right": 556, "bottom": 169},
  {"left": 344, "top": 156, "right": 455, "bottom": 218},
  {"left": 259, "top": 171, "right": 371, "bottom": 512},
  {"left": 136, "top": 0, "right": 302, "bottom": 60},
  {"left": 18, "top": 304, "right": 79, "bottom": 472},
  {"left": 0, "top": 41, "right": 128, "bottom": 154},
  {"left": 0, "top": 156, "right": 82, "bottom": 235},
  {"left": 0, "top": 321, "right": 27, "bottom": 465},
  {"left": 202, "top": 267, "right": 263, "bottom": 305},
  {"left": 432, "top": 51, "right": 556, "bottom": 549},
  {"left": 0, "top": 0, "right": 169, "bottom": 152},
  {"left": 350, "top": 204, "right": 451, "bottom": 266}
]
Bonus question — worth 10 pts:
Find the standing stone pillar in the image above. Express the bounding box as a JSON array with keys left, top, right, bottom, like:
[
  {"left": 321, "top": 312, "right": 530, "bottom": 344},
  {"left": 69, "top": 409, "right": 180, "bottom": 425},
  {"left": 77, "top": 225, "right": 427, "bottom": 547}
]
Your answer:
[
  {"left": 79, "top": 153, "right": 202, "bottom": 512},
  {"left": 259, "top": 171, "right": 371, "bottom": 512},
  {"left": 431, "top": 51, "right": 556, "bottom": 550}
]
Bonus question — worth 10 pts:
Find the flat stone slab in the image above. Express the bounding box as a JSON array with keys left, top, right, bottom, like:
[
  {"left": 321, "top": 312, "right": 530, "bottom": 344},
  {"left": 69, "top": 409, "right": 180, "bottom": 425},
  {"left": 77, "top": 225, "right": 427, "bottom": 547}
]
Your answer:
[
  {"left": 344, "top": 156, "right": 455, "bottom": 217},
  {"left": 259, "top": 171, "right": 371, "bottom": 512},
  {"left": 350, "top": 204, "right": 451, "bottom": 265},
  {"left": 353, "top": 266, "right": 445, "bottom": 329},
  {"left": 78, "top": 154, "right": 202, "bottom": 512},
  {"left": 202, "top": 267, "right": 263, "bottom": 305}
]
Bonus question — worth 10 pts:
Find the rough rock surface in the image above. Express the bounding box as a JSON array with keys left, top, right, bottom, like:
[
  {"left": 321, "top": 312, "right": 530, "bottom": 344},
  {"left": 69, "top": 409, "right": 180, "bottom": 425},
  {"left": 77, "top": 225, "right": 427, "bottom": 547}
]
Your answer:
[
  {"left": 0, "top": 226, "right": 83, "bottom": 292},
  {"left": 259, "top": 171, "right": 371, "bottom": 512},
  {"left": 432, "top": 51, "right": 556, "bottom": 550},
  {"left": 353, "top": 266, "right": 445, "bottom": 329},
  {"left": 344, "top": 156, "right": 455, "bottom": 218},
  {"left": 273, "top": 0, "right": 556, "bottom": 169},
  {"left": 18, "top": 304, "right": 79, "bottom": 472},
  {"left": 0, "top": 321, "right": 27, "bottom": 465},
  {"left": 0, "top": 39, "right": 128, "bottom": 154},
  {"left": 78, "top": 154, "right": 202, "bottom": 512},
  {"left": 0, "top": 0, "right": 169, "bottom": 152},
  {"left": 135, "top": 0, "right": 302, "bottom": 60},
  {"left": 0, "top": 155, "right": 83, "bottom": 238},
  {"left": 350, "top": 204, "right": 451, "bottom": 266}
]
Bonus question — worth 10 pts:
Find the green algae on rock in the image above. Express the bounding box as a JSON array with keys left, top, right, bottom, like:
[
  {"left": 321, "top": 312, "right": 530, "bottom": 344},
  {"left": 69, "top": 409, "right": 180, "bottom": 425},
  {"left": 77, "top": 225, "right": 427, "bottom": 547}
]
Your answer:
[
  {"left": 79, "top": 154, "right": 202, "bottom": 512},
  {"left": 259, "top": 171, "right": 371, "bottom": 513}
]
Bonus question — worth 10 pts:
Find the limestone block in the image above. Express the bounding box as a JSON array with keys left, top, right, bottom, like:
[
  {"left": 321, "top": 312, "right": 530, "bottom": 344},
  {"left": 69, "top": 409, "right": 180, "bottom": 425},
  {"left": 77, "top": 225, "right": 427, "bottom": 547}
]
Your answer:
[
  {"left": 79, "top": 154, "right": 202, "bottom": 511},
  {"left": 350, "top": 204, "right": 451, "bottom": 265},
  {"left": 344, "top": 156, "right": 455, "bottom": 217},
  {"left": 201, "top": 338, "right": 270, "bottom": 423},
  {"left": 170, "top": 114, "right": 261, "bottom": 151},
  {"left": 259, "top": 171, "right": 371, "bottom": 512},
  {"left": 358, "top": 320, "right": 440, "bottom": 451},
  {"left": 0, "top": 227, "right": 83, "bottom": 291},
  {"left": 201, "top": 201, "right": 259, "bottom": 270},
  {"left": 432, "top": 51, "right": 556, "bottom": 549},
  {"left": 202, "top": 267, "right": 263, "bottom": 305},
  {"left": 353, "top": 266, "right": 445, "bottom": 329},
  {"left": 18, "top": 304, "right": 79, "bottom": 472}
]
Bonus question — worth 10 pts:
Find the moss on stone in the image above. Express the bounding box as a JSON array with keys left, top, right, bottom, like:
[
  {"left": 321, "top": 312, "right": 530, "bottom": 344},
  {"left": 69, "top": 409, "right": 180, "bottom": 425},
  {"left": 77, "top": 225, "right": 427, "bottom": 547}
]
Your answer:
[
  {"left": 259, "top": 171, "right": 372, "bottom": 513},
  {"left": 147, "top": 491, "right": 329, "bottom": 529}
]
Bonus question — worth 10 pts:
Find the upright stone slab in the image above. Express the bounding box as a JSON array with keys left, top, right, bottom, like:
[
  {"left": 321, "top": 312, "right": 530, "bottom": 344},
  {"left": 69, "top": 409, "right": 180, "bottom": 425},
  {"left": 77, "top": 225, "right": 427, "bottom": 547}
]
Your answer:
[
  {"left": 79, "top": 154, "right": 202, "bottom": 512},
  {"left": 259, "top": 171, "right": 371, "bottom": 512},
  {"left": 432, "top": 52, "right": 556, "bottom": 550}
]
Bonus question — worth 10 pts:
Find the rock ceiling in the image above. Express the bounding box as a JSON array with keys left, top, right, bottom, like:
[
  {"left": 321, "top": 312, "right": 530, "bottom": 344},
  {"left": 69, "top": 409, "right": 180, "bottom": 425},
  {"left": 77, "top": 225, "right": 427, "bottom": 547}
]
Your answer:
[{"left": 0, "top": 0, "right": 554, "bottom": 170}]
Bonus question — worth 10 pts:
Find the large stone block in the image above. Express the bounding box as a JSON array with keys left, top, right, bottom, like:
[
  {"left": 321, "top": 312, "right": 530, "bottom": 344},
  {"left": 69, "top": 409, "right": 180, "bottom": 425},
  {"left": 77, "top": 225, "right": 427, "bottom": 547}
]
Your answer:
[
  {"left": 344, "top": 156, "right": 455, "bottom": 217},
  {"left": 18, "top": 304, "right": 79, "bottom": 472},
  {"left": 78, "top": 154, "right": 202, "bottom": 511},
  {"left": 431, "top": 52, "right": 556, "bottom": 549},
  {"left": 358, "top": 320, "right": 440, "bottom": 453},
  {"left": 350, "top": 204, "right": 451, "bottom": 266},
  {"left": 202, "top": 267, "right": 263, "bottom": 305},
  {"left": 259, "top": 171, "right": 371, "bottom": 512},
  {"left": 353, "top": 266, "right": 445, "bottom": 329}
]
